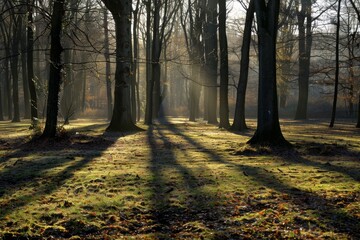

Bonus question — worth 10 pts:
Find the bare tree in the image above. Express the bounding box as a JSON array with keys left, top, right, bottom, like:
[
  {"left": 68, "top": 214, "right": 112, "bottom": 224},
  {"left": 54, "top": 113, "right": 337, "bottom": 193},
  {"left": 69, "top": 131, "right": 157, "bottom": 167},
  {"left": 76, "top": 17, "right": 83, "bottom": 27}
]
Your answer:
[
  {"left": 248, "top": 0, "right": 290, "bottom": 146},
  {"left": 42, "top": 0, "right": 66, "bottom": 138}
]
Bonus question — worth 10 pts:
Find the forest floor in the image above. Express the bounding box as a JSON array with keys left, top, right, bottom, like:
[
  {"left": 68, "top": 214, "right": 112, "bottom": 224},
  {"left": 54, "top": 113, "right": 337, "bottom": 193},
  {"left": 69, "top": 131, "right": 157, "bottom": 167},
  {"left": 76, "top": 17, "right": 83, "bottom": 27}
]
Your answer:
[{"left": 0, "top": 118, "right": 359, "bottom": 239}]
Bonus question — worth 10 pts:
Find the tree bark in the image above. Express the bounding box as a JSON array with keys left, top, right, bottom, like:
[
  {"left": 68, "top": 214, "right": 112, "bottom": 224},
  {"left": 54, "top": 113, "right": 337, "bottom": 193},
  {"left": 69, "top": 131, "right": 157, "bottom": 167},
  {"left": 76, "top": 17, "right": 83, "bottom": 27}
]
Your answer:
[
  {"left": 103, "top": 8, "right": 113, "bottom": 121},
  {"left": 218, "top": 0, "right": 230, "bottom": 129},
  {"left": 102, "top": 0, "right": 139, "bottom": 131},
  {"left": 11, "top": 15, "right": 23, "bottom": 123},
  {"left": 294, "top": 0, "right": 312, "bottom": 120},
  {"left": 41, "top": 0, "right": 65, "bottom": 138},
  {"left": 329, "top": 0, "right": 341, "bottom": 128},
  {"left": 21, "top": 18, "right": 30, "bottom": 119},
  {"left": 144, "top": 0, "right": 154, "bottom": 124},
  {"left": 27, "top": 0, "right": 38, "bottom": 125},
  {"left": 204, "top": 0, "right": 218, "bottom": 124},
  {"left": 232, "top": 0, "right": 254, "bottom": 131},
  {"left": 248, "top": 0, "right": 290, "bottom": 146}
]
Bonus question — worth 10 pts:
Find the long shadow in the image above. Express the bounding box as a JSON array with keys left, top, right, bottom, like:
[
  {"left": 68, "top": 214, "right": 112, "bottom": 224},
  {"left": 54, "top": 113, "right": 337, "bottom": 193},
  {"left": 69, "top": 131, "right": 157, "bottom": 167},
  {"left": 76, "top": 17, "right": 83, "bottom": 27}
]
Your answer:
[
  {"left": 146, "top": 124, "right": 225, "bottom": 236},
  {"left": 0, "top": 130, "right": 121, "bottom": 220},
  {"left": 161, "top": 122, "right": 360, "bottom": 238},
  {"left": 235, "top": 141, "right": 360, "bottom": 182}
]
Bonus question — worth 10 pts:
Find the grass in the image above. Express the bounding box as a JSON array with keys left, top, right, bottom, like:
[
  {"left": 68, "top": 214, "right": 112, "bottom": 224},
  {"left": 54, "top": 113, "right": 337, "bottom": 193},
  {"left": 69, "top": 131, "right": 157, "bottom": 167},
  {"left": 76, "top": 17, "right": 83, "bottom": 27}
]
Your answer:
[{"left": 0, "top": 118, "right": 359, "bottom": 239}]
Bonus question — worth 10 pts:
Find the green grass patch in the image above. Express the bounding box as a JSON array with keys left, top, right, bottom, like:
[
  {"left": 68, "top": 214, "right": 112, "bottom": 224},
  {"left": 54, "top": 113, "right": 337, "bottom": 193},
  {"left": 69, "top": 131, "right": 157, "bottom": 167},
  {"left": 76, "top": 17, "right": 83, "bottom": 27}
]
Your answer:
[{"left": 0, "top": 118, "right": 359, "bottom": 239}]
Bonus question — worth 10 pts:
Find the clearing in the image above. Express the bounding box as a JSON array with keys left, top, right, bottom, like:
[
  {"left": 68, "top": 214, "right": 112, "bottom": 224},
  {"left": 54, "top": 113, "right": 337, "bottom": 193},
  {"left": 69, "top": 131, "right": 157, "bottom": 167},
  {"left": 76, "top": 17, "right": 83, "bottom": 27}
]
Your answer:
[{"left": 0, "top": 118, "right": 359, "bottom": 239}]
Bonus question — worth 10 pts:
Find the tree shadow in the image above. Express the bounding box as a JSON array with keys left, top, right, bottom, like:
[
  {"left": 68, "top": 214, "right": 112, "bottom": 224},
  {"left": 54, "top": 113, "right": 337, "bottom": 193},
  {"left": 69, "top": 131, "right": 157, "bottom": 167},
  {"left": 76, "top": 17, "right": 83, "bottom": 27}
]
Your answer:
[
  {"left": 146, "top": 124, "right": 227, "bottom": 237},
  {"left": 161, "top": 123, "right": 360, "bottom": 238},
  {"left": 0, "top": 131, "right": 119, "bottom": 220},
  {"left": 234, "top": 141, "right": 360, "bottom": 182}
]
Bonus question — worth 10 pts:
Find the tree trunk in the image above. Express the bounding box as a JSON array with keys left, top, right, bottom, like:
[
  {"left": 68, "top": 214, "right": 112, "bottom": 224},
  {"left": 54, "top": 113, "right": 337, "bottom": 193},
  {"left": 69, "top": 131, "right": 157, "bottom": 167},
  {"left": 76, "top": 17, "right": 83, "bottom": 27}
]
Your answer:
[
  {"left": 152, "top": 0, "right": 162, "bottom": 119},
  {"left": 5, "top": 50, "right": 12, "bottom": 120},
  {"left": 21, "top": 19, "right": 31, "bottom": 119},
  {"left": 103, "top": 8, "right": 113, "bottom": 121},
  {"left": 294, "top": 0, "right": 312, "bottom": 120},
  {"left": 218, "top": 0, "right": 230, "bottom": 129},
  {"left": 27, "top": 0, "right": 38, "bottom": 125},
  {"left": 102, "top": 0, "right": 139, "bottom": 131},
  {"left": 248, "top": 0, "right": 290, "bottom": 146},
  {"left": 329, "top": 0, "right": 341, "bottom": 128},
  {"left": 144, "top": 0, "right": 154, "bottom": 124},
  {"left": 357, "top": 94, "right": 360, "bottom": 128},
  {"left": 11, "top": 16, "right": 23, "bottom": 123},
  {"left": 133, "top": 0, "right": 140, "bottom": 122},
  {"left": 232, "top": 0, "right": 254, "bottom": 131},
  {"left": 204, "top": 0, "right": 218, "bottom": 124},
  {"left": 41, "top": 0, "right": 65, "bottom": 138}
]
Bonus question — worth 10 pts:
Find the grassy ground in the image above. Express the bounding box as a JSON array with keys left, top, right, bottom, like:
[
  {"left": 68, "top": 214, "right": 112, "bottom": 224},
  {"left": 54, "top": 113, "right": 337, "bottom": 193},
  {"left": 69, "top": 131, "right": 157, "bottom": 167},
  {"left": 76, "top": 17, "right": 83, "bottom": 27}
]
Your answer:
[{"left": 0, "top": 118, "right": 359, "bottom": 239}]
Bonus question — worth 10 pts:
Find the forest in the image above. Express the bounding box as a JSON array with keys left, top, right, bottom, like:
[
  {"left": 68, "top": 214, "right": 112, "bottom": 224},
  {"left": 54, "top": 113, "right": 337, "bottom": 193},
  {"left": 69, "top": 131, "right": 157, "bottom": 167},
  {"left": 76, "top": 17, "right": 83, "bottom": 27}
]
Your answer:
[{"left": 0, "top": 0, "right": 360, "bottom": 239}]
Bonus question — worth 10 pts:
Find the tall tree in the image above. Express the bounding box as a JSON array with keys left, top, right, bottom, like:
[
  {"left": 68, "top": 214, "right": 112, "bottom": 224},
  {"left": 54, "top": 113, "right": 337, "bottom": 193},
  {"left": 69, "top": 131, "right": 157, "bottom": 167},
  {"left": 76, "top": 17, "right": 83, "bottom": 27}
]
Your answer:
[
  {"left": 21, "top": 8, "right": 30, "bottom": 119},
  {"left": 294, "top": 0, "right": 313, "bottom": 120},
  {"left": 231, "top": 0, "right": 254, "bottom": 131},
  {"left": 204, "top": 0, "right": 218, "bottom": 124},
  {"left": 9, "top": 1, "right": 22, "bottom": 122},
  {"left": 329, "top": 0, "right": 342, "bottom": 128},
  {"left": 248, "top": 0, "right": 289, "bottom": 146},
  {"left": 144, "top": 0, "right": 153, "bottom": 124},
  {"left": 181, "top": 0, "right": 205, "bottom": 122},
  {"left": 27, "top": 0, "right": 38, "bottom": 126},
  {"left": 348, "top": 0, "right": 360, "bottom": 128},
  {"left": 102, "top": 0, "right": 139, "bottom": 131},
  {"left": 41, "top": 0, "right": 65, "bottom": 138},
  {"left": 103, "top": 6, "right": 113, "bottom": 121},
  {"left": 218, "top": 0, "right": 230, "bottom": 129}
]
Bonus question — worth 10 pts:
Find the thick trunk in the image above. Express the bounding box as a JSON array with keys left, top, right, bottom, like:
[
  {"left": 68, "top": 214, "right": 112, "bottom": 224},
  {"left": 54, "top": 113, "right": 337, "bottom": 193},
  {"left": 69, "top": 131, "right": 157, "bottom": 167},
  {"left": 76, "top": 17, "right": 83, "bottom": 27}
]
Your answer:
[
  {"left": 248, "top": 0, "right": 289, "bottom": 146},
  {"left": 104, "top": 0, "right": 139, "bottom": 131},
  {"left": 231, "top": 0, "right": 254, "bottom": 131},
  {"left": 42, "top": 0, "right": 65, "bottom": 138},
  {"left": 218, "top": 0, "right": 230, "bottom": 129}
]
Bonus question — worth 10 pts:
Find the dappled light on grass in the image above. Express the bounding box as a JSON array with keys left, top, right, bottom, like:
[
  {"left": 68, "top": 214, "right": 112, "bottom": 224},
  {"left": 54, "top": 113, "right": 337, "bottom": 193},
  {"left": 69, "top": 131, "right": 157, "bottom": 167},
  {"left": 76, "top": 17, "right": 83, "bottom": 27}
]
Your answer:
[{"left": 0, "top": 118, "right": 359, "bottom": 239}]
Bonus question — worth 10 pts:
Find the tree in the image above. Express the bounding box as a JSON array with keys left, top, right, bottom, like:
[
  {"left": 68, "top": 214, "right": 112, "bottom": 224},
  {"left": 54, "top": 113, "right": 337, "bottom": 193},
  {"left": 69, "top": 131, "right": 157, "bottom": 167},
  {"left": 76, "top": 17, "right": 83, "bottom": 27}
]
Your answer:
[
  {"left": 181, "top": 0, "right": 205, "bottom": 122},
  {"left": 348, "top": 0, "right": 360, "bottom": 128},
  {"left": 8, "top": 1, "right": 22, "bottom": 122},
  {"left": 294, "top": 0, "right": 313, "bottom": 120},
  {"left": 27, "top": 0, "right": 38, "bottom": 126},
  {"left": 247, "top": 0, "right": 290, "bottom": 146},
  {"left": 218, "top": 0, "right": 230, "bottom": 129},
  {"left": 204, "top": 0, "right": 218, "bottom": 124},
  {"left": 41, "top": 0, "right": 65, "bottom": 138},
  {"left": 103, "top": 6, "right": 113, "bottom": 121},
  {"left": 231, "top": 0, "right": 254, "bottom": 131},
  {"left": 144, "top": 0, "right": 153, "bottom": 124},
  {"left": 101, "top": 0, "right": 139, "bottom": 131},
  {"left": 330, "top": 0, "right": 342, "bottom": 128}
]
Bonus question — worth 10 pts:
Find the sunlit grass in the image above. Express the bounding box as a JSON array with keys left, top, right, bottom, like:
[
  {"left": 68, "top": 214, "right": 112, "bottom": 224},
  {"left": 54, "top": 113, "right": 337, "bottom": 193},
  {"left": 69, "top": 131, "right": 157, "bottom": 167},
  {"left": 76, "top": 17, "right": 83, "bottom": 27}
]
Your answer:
[{"left": 0, "top": 118, "right": 359, "bottom": 239}]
